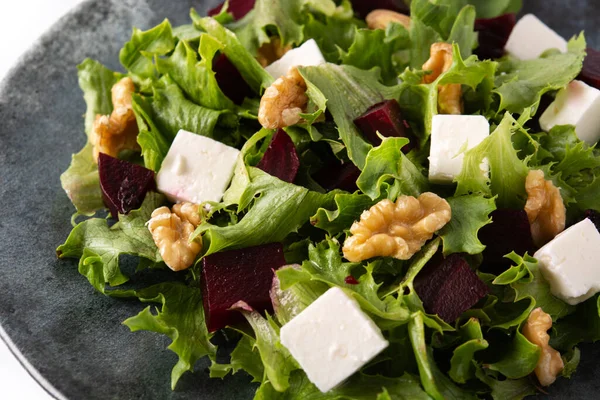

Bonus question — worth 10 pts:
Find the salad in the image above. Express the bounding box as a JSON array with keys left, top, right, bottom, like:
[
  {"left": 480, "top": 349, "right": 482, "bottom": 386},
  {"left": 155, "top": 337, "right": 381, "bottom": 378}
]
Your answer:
[{"left": 56, "top": 0, "right": 600, "bottom": 398}]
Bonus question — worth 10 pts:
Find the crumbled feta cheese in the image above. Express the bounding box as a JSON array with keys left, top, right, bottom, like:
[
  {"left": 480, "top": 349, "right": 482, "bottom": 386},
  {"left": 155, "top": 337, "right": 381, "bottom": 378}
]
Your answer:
[
  {"left": 428, "top": 115, "right": 489, "bottom": 184},
  {"left": 534, "top": 218, "right": 600, "bottom": 305},
  {"left": 505, "top": 14, "right": 567, "bottom": 60},
  {"left": 156, "top": 129, "right": 240, "bottom": 204},
  {"left": 265, "top": 39, "right": 325, "bottom": 79},
  {"left": 539, "top": 80, "right": 600, "bottom": 145},
  {"left": 279, "top": 287, "right": 389, "bottom": 393}
]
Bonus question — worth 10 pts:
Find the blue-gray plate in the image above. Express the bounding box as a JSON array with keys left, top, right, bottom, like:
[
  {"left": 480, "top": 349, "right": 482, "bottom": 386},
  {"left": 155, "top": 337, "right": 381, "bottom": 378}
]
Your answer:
[{"left": 0, "top": 0, "right": 599, "bottom": 399}]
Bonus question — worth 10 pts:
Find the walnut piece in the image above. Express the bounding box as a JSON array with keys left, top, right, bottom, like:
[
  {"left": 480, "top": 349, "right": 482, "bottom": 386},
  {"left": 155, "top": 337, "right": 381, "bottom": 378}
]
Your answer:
[
  {"left": 522, "top": 307, "right": 564, "bottom": 386},
  {"left": 256, "top": 37, "right": 292, "bottom": 67},
  {"left": 148, "top": 205, "right": 202, "bottom": 271},
  {"left": 366, "top": 9, "right": 411, "bottom": 30},
  {"left": 91, "top": 77, "right": 140, "bottom": 162},
  {"left": 342, "top": 192, "right": 451, "bottom": 262},
  {"left": 524, "top": 170, "right": 566, "bottom": 247},
  {"left": 172, "top": 202, "right": 202, "bottom": 227},
  {"left": 258, "top": 67, "right": 308, "bottom": 129},
  {"left": 422, "top": 43, "right": 463, "bottom": 115}
]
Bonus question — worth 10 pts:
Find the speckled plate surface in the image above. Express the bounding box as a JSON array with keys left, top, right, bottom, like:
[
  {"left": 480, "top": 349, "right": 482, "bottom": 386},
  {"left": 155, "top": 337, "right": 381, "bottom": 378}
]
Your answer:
[{"left": 0, "top": 1, "right": 599, "bottom": 399}]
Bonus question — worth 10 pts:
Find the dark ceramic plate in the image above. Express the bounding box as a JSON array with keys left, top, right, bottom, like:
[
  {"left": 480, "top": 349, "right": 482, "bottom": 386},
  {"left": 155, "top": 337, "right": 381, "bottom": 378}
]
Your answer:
[{"left": 1, "top": 1, "right": 599, "bottom": 399}]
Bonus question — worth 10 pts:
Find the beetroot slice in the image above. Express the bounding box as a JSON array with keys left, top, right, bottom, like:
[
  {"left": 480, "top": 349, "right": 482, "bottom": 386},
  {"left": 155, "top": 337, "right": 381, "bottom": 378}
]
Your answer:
[
  {"left": 353, "top": 99, "right": 415, "bottom": 152},
  {"left": 314, "top": 161, "right": 361, "bottom": 193},
  {"left": 474, "top": 14, "right": 516, "bottom": 60},
  {"left": 202, "top": 243, "right": 287, "bottom": 332},
  {"left": 208, "top": 0, "right": 255, "bottom": 20},
  {"left": 351, "top": 0, "right": 409, "bottom": 19},
  {"left": 97, "top": 153, "right": 156, "bottom": 219},
  {"left": 213, "top": 54, "right": 255, "bottom": 105},
  {"left": 478, "top": 209, "right": 536, "bottom": 274},
  {"left": 578, "top": 48, "right": 600, "bottom": 89},
  {"left": 414, "top": 254, "right": 489, "bottom": 323},
  {"left": 256, "top": 129, "right": 300, "bottom": 183}
]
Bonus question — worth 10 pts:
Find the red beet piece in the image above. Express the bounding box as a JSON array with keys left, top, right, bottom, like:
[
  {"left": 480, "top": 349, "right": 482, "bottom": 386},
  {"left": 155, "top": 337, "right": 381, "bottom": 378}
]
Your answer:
[
  {"left": 353, "top": 99, "right": 416, "bottom": 152},
  {"left": 97, "top": 153, "right": 156, "bottom": 219},
  {"left": 474, "top": 14, "right": 516, "bottom": 60},
  {"left": 208, "top": 0, "right": 255, "bottom": 20},
  {"left": 314, "top": 161, "right": 361, "bottom": 193},
  {"left": 578, "top": 48, "right": 600, "bottom": 89},
  {"left": 351, "top": 0, "right": 409, "bottom": 19},
  {"left": 345, "top": 276, "right": 359, "bottom": 285},
  {"left": 478, "top": 209, "right": 536, "bottom": 274},
  {"left": 414, "top": 254, "right": 489, "bottom": 323},
  {"left": 213, "top": 54, "right": 255, "bottom": 105},
  {"left": 256, "top": 129, "right": 300, "bottom": 183},
  {"left": 202, "top": 243, "right": 287, "bottom": 332}
]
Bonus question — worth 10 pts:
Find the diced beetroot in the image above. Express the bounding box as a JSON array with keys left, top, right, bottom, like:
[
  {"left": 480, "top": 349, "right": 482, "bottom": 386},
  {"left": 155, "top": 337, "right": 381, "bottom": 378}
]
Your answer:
[
  {"left": 353, "top": 100, "right": 416, "bottom": 152},
  {"left": 314, "top": 161, "right": 361, "bottom": 193},
  {"left": 478, "top": 209, "right": 536, "bottom": 274},
  {"left": 578, "top": 48, "right": 600, "bottom": 89},
  {"left": 208, "top": 0, "right": 255, "bottom": 20},
  {"left": 474, "top": 14, "right": 516, "bottom": 60},
  {"left": 213, "top": 54, "right": 255, "bottom": 105},
  {"left": 202, "top": 243, "right": 287, "bottom": 332},
  {"left": 414, "top": 254, "right": 489, "bottom": 323},
  {"left": 256, "top": 129, "right": 300, "bottom": 183},
  {"left": 97, "top": 153, "right": 156, "bottom": 218},
  {"left": 351, "top": 0, "right": 409, "bottom": 19},
  {"left": 344, "top": 276, "right": 359, "bottom": 285}
]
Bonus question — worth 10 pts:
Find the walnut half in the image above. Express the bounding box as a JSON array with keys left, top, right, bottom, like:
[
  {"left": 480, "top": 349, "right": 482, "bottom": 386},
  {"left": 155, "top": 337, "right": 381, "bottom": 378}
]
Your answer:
[
  {"left": 522, "top": 307, "right": 564, "bottom": 386},
  {"left": 422, "top": 43, "right": 463, "bottom": 115},
  {"left": 258, "top": 66, "right": 308, "bottom": 129},
  {"left": 147, "top": 204, "right": 202, "bottom": 271},
  {"left": 342, "top": 192, "right": 451, "bottom": 262},
  {"left": 524, "top": 170, "right": 566, "bottom": 247},
  {"left": 91, "top": 77, "right": 140, "bottom": 162}
]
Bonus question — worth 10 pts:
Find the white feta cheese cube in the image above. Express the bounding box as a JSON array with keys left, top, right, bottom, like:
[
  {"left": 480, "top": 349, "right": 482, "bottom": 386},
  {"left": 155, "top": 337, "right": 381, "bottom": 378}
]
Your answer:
[
  {"left": 539, "top": 80, "right": 600, "bottom": 145},
  {"left": 428, "top": 115, "right": 489, "bottom": 184},
  {"left": 505, "top": 14, "right": 567, "bottom": 60},
  {"left": 534, "top": 218, "right": 600, "bottom": 305},
  {"left": 156, "top": 129, "right": 240, "bottom": 204},
  {"left": 279, "top": 287, "right": 389, "bottom": 393},
  {"left": 265, "top": 39, "right": 325, "bottom": 79}
]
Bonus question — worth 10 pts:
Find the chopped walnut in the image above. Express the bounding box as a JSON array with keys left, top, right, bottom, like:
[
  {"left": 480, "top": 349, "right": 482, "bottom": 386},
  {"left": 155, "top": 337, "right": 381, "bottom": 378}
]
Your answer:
[
  {"left": 91, "top": 77, "right": 140, "bottom": 162},
  {"left": 258, "top": 67, "right": 308, "bottom": 129},
  {"left": 525, "top": 170, "right": 566, "bottom": 247},
  {"left": 366, "top": 9, "right": 411, "bottom": 30},
  {"left": 522, "top": 307, "right": 564, "bottom": 386},
  {"left": 342, "top": 192, "right": 451, "bottom": 262},
  {"left": 422, "top": 43, "right": 463, "bottom": 115},
  {"left": 147, "top": 206, "right": 202, "bottom": 271},
  {"left": 256, "top": 37, "right": 292, "bottom": 67}
]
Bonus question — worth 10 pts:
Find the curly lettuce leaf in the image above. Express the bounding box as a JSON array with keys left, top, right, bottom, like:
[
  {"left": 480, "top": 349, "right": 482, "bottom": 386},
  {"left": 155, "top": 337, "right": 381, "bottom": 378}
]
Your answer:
[
  {"left": 310, "top": 192, "right": 375, "bottom": 236},
  {"left": 455, "top": 113, "right": 529, "bottom": 208},
  {"left": 495, "top": 34, "right": 586, "bottom": 115},
  {"left": 485, "top": 329, "right": 540, "bottom": 379},
  {"left": 303, "top": 7, "right": 362, "bottom": 63},
  {"left": 439, "top": 194, "right": 495, "bottom": 256},
  {"left": 449, "top": 318, "right": 489, "bottom": 383},
  {"left": 209, "top": 335, "right": 264, "bottom": 382},
  {"left": 119, "top": 19, "right": 176, "bottom": 80},
  {"left": 195, "top": 168, "right": 336, "bottom": 256},
  {"left": 476, "top": 368, "right": 537, "bottom": 400},
  {"left": 56, "top": 192, "right": 164, "bottom": 293},
  {"left": 551, "top": 295, "right": 600, "bottom": 351},
  {"left": 357, "top": 137, "right": 429, "bottom": 200},
  {"left": 191, "top": 14, "right": 274, "bottom": 93},
  {"left": 61, "top": 59, "right": 122, "bottom": 213},
  {"left": 123, "top": 282, "right": 215, "bottom": 389},
  {"left": 466, "top": 0, "right": 522, "bottom": 18}
]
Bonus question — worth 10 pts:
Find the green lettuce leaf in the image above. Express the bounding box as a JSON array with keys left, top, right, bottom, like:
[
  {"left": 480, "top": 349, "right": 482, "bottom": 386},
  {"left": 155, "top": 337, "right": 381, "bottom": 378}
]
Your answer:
[
  {"left": 310, "top": 192, "right": 375, "bottom": 236},
  {"left": 439, "top": 194, "right": 495, "bottom": 256},
  {"left": 449, "top": 318, "right": 489, "bottom": 384},
  {"left": 476, "top": 368, "right": 537, "bottom": 400},
  {"left": 551, "top": 295, "right": 600, "bottom": 351},
  {"left": 455, "top": 113, "right": 529, "bottom": 208},
  {"left": 119, "top": 19, "right": 176, "bottom": 80},
  {"left": 61, "top": 59, "right": 122, "bottom": 213},
  {"left": 56, "top": 192, "right": 164, "bottom": 293},
  {"left": 495, "top": 34, "right": 586, "bottom": 115},
  {"left": 123, "top": 282, "right": 215, "bottom": 389},
  {"left": 485, "top": 329, "right": 540, "bottom": 379},
  {"left": 357, "top": 137, "right": 429, "bottom": 200},
  {"left": 209, "top": 335, "right": 264, "bottom": 382},
  {"left": 195, "top": 168, "right": 336, "bottom": 256},
  {"left": 191, "top": 14, "right": 274, "bottom": 93},
  {"left": 466, "top": 0, "right": 522, "bottom": 19},
  {"left": 303, "top": 8, "right": 362, "bottom": 63}
]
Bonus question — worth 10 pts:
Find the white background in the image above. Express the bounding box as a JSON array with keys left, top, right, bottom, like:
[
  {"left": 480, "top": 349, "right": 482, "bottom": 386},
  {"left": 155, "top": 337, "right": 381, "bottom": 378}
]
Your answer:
[{"left": 0, "top": 2, "right": 85, "bottom": 399}]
